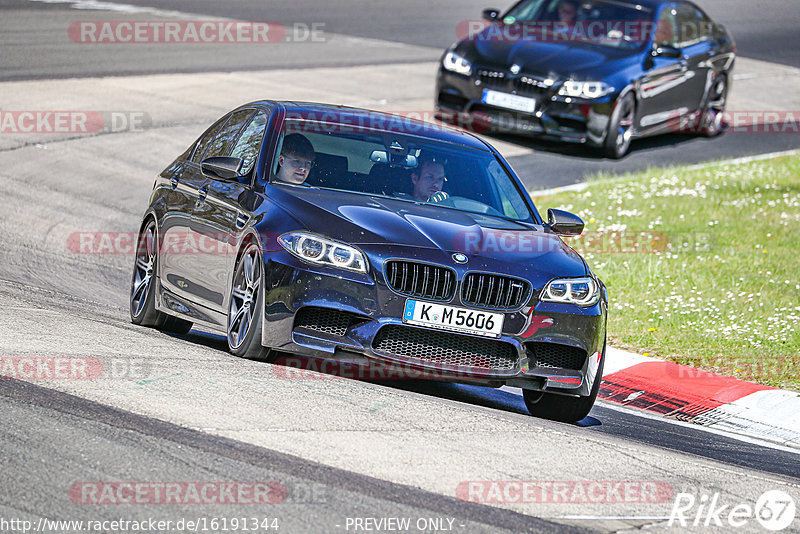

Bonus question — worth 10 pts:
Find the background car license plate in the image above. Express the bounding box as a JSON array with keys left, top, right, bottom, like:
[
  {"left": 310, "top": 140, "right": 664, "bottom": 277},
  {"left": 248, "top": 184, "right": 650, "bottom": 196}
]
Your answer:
[
  {"left": 482, "top": 89, "right": 536, "bottom": 113},
  {"left": 403, "top": 299, "right": 504, "bottom": 338}
]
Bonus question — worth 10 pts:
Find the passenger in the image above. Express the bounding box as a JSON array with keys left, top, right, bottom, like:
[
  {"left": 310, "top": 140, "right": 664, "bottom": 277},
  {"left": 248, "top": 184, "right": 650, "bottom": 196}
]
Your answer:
[
  {"left": 410, "top": 155, "right": 448, "bottom": 202},
  {"left": 275, "top": 133, "right": 316, "bottom": 185},
  {"left": 557, "top": 0, "right": 579, "bottom": 24}
]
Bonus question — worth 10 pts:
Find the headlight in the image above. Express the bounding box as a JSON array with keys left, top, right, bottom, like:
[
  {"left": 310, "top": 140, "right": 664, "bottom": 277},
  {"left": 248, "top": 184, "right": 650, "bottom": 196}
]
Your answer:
[
  {"left": 278, "top": 232, "right": 368, "bottom": 273},
  {"left": 442, "top": 50, "right": 473, "bottom": 76},
  {"left": 558, "top": 81, "right": 614, "bottom": 99},
  {"left": 540, "top": 276, "right": 600, "bottom": 307}
]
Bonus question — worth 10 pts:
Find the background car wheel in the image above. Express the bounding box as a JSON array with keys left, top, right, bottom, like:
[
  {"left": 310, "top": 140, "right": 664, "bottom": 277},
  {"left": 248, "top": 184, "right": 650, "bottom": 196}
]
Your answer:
[
  {"left": 603, "top": 93, "right": 635, "bottom": 159},
  {"left": 227, "top": 242, "right": 275, "bottom": 361},
  {"left": 130, "top": 219, "right": 166, "bottom": 327},
  {"left": 698, "top": 74, "right": 728, "bottom": 137},
  {"left": 523, "top": 340, "right": 606, "bottom": 423}
]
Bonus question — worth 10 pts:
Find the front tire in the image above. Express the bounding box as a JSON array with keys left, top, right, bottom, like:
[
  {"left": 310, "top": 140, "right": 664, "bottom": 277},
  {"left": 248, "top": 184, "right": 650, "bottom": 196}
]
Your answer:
[
  {"left": 523, "top": 342, "right": 605, "bottom": 423},
  {"left": 603, "top": 93, "right": 635, "bottom": 159},
  {"left": 227, "top": 242, "right": 275, "bottom": 361}
]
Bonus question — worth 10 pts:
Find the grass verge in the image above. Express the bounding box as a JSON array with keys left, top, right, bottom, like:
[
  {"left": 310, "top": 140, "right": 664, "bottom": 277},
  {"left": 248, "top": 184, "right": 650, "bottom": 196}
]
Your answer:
[{"left": 534, "top": 154, "right": 800, "bottom": 391}]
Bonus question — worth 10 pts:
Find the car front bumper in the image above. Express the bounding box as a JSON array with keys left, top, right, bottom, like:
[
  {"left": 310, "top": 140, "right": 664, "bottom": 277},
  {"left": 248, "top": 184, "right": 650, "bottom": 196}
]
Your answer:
[
  {"left": 261, "top": 247, "right": 607, "bottom": 397},
  {"left": 436, "top": 69, "right": 617, "bottom": 147}
]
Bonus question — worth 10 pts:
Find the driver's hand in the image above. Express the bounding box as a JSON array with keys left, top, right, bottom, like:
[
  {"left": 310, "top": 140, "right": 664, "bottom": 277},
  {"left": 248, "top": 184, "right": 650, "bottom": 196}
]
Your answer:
[{"left": 428, "top": 191, "right": 449, "bottom": 203}]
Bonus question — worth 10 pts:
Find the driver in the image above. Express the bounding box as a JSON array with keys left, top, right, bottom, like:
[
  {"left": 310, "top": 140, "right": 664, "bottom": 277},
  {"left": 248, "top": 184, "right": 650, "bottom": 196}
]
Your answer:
[
  {"left": 275, "top": 133, "right": 316, "bottom": 185},
  {"left": 410, "top": 155, "right": 447, "bottom": 202}
]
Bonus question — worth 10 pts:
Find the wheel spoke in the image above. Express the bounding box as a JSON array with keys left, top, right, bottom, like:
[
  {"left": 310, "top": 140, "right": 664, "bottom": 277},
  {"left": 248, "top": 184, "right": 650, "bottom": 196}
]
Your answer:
[
  {"left": 131, "top": 275, "right": 150, "bottom": 306},
  {"left": 237, "top": 306, "right": 250, "bottom": 341},
  {"left": 231, "top": 286, "right": 247, "bottom": 301},
  {"left": 136, "top": 257, "right": 150, "bottom": 272},
  {"left": 145, "top": 229, "right": 155, "bottom": 257},
  {"left": 243, "top": 252, "right": 254, "bottom": 286}
]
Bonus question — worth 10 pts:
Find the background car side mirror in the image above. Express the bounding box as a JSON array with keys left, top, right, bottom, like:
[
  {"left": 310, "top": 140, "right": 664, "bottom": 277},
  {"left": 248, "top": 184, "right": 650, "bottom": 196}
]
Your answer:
[
  {"left": 201, "top": 156, "right": 244, "bottom": 181},
  {"left": 482, "top": 8, "right": 501, "bottom": 20},
  {"left": 652, "top": 44, "right": 682, "bottom": 59},
  {"left": 547, "top": 208, "right": 584, "bottom": 236}
]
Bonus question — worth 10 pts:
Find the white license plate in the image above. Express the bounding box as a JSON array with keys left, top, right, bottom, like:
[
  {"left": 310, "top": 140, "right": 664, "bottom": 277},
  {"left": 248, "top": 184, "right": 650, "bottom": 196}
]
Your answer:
[
  {"left": 402, "top": 299, "right": 504, "bottom": 338},
  {"left": 482, "top": 89, "right": 536, "bottom": 113}
]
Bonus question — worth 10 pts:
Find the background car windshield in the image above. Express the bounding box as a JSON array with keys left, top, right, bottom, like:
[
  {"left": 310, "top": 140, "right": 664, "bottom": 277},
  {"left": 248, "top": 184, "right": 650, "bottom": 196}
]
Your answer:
[
  {"left": 274, "top": 120, "right": 534, "bottom": 222},
  {"left": 503, "top": 0, "right": 653, "bottom": 49}
]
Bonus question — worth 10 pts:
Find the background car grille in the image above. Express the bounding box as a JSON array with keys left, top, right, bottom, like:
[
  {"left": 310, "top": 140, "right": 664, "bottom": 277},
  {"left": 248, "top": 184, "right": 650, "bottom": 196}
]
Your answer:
[
  {"left": 384, "top": 260, "right": 455, "bottom": 301},
  {"left": 476, "top": 68, "right": 507, "bottom": 89},
  {"left": 512, "top": 75, "right": 551, "bottom": 97},
  {"left": 526, "top": 342, "right": 586, "bottom": 370},
  {"left": 461, "top": 273, "right": 530, "bottom": 310},
  {"left": 293, "top": 307, "right": 364, "bottom": 337},
  {"left": 373, "top": 325, "right": 517, "bottom": 371}
]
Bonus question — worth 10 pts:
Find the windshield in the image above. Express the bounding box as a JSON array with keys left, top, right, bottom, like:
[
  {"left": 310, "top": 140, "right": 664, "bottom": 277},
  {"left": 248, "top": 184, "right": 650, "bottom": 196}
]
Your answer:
[
  {"left": 271, "top": 120, "right": 536, "bottom": 223},
  {"left": 502, "top": 0, "right": 653, "bottom": 49}
]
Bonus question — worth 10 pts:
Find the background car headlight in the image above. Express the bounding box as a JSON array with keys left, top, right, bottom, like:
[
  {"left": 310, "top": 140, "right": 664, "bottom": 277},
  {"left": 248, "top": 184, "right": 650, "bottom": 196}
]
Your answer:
[
  {"left": 558, "top": 81, "right": 614, "bottom": 99},
  {"left": 540, "top": 276, "right": 600, "bottom": 306},
  {"left": 278, "top": 232, "right": 368, "bottom": 273},
  {"left": 442, "top": 51, "right": 473, "bottom": 76}
]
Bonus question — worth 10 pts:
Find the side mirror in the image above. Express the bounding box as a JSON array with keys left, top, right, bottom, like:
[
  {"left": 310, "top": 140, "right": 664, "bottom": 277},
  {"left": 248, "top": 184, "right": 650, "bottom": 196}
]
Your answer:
[
  {"left": 547, "top": 208, "right": 584, "bottom": 236},
  {"left": 482, "top": 8, "right": 501, "bottom": 20},
  {"left": 652, "top": 44, "right": 682, "bottom": 59},
  {"left": 201, "top": 156, "right": 244, "bottom": 181}
]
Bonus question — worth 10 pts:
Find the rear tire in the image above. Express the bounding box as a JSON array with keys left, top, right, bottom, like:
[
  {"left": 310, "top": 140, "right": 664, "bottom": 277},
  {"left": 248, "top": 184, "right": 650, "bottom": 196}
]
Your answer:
[
  {"left": 523, "top": 341, "right": 605, "bottom": 423},
  {"left": 130, "top": 219, "right": 166, "bottom": 328},
  {"left": 603, "top": 93, "right": 635, "bottom": 159},
  {"left": 227, "top": 242, "right": 275, "bottom": 362},
  {"left": 130, "top": 219, "right": 194, "bottom": 334}
]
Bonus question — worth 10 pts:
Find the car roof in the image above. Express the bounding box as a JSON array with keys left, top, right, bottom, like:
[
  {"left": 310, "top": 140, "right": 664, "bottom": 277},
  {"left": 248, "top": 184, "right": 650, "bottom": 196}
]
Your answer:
[{"left": 245, "top": 100, "right": 491, "bottom": 151}]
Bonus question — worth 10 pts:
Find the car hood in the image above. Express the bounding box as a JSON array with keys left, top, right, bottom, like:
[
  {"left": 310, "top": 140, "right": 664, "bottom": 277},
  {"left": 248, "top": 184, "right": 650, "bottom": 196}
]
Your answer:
[
  {"left": 269, "top": 186, "right": 588, "bottom": 282},
  {"left": 468, "top": 31, "right": 638, "bottom": 76}
]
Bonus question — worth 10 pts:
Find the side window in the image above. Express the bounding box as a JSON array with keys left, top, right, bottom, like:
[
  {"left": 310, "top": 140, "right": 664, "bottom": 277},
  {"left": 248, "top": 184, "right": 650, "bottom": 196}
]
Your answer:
[
  {"left": 203, "top": 109, "right": 253, "bottom": 160},
  {"left": 654, "top": 5, "right": 679, "bottom": 47},
  {"left": 190, "top": 115, "right": 228, "bottom": 164},
  {"left": 230, "top": 111, "right": 268, "bottom": 175},
  {"left": 676, "top": 3, "right": 711, "bottom": 46},
  {"left": 488, "top": 160, "right": 528, "bottom": 219}
]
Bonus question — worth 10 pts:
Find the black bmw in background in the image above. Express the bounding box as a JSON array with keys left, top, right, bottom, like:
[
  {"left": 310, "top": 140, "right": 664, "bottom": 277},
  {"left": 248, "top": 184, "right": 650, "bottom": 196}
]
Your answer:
[
  {"left": 436, "top": 0, "right": 735, "bottom": 157},
  {"left": 131, "top": 101, "right": 607, "bottom": 422}
]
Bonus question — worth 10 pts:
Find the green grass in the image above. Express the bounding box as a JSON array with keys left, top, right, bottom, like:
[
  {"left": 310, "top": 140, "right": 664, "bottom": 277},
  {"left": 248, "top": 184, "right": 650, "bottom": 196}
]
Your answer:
[{"left": 534, "top": 155, "right": 800, "bottom": 391}]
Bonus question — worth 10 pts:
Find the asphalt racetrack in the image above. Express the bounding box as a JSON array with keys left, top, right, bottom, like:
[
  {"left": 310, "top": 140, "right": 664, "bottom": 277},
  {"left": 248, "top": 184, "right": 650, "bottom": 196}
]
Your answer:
[{"left": 0, "top": 0, "right": 799, "bottom": 532}]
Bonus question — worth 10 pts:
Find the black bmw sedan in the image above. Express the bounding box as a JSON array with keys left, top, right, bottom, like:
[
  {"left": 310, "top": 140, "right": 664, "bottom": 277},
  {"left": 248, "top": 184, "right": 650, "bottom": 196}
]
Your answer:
[
  {"left": 436, "top": 0, "right": 735, "bottom": 157},
  {"left": 131, "top": 101, "right": 607, "bottom": 422}
]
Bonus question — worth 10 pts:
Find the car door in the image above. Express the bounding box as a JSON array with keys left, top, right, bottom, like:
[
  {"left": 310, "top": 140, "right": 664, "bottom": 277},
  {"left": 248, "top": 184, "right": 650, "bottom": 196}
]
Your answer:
[
  {"left": 638, "top": 3, "right": 691, "bottom": 130},
  {"left": 674, "top": 1, "right": 715, "bottom": 113},
  {"left": 202, "top": 110, "right": 269, "bottom": 313},
  {"left": 173, "top": 109, "right": 253, "bottom": 309},
  {"left": 159, "top": 113, "right": 229, "bottom": 302}
]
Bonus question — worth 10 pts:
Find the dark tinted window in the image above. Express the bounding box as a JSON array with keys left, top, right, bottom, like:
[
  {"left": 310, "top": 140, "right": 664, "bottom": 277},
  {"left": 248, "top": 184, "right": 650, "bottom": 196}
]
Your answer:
[
  {"left": 655, "top": 4, "right": 679, "bottom": 47},
  {"left": 230, "top": 110, "right": 268, "bottom": 174},
  {"left": 190, "top": 114, "right": 229, "bottom": 164},
  {"left": 675, "top": 3, "right": 712, "bottom": 45},
  {"left": 202, "top": 109, "right": 253, "bottom": 160}
]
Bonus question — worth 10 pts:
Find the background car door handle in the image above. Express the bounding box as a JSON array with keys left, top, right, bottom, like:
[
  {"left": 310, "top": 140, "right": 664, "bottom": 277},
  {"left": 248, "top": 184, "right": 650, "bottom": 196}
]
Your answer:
[
  {"left": 198, "top": 187, "right": 208, "bottom": 201},
  {"left": 170, "top": 176, "right": 179, "bottom": 189},
  {"left": 236, "top": 213, "right": 248, "bottom": 229}
]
